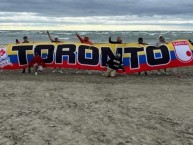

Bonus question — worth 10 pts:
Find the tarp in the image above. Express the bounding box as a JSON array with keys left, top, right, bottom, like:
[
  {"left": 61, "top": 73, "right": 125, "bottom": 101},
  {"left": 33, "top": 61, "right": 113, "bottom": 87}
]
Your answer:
[{"left": 0, "top": 40, "right": 193, "bottom": 74}]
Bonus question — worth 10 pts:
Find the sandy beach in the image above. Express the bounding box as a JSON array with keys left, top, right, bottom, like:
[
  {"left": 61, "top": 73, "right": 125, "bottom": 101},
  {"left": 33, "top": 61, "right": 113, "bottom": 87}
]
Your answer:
[{"left": 0, "top": 68, "right": 193, "bottom": 145}]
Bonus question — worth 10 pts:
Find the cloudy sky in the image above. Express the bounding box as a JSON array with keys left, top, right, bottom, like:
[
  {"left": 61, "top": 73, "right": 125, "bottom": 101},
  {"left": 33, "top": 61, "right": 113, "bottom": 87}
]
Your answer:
[{"left": 0, "top": 0, "right": 193, "bottom": 30}]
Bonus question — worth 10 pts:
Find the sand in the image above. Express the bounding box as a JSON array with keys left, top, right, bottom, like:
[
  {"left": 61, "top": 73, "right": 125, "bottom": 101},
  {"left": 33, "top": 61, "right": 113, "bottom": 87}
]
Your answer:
[{"left": 0, "top": 68, "right": 193, "bottom": 145}]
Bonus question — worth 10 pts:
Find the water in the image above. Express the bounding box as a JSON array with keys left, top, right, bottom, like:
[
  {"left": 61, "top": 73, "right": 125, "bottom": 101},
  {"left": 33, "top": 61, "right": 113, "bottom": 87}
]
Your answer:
[{"left": 0, "top": 30, "right": 193, "bottom": 46}]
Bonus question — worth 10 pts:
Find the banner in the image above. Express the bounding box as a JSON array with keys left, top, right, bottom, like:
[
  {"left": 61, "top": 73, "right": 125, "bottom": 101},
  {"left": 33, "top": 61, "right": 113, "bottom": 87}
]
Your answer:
[{"left": 1, "top": 40, "right": 193, "bottom": 74}]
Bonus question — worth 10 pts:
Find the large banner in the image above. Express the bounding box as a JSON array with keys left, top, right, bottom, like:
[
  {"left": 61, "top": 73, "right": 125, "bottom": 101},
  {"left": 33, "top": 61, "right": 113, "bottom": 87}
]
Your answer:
[{"left": 0, "top": 40, "right": 193, "bottom": 74}]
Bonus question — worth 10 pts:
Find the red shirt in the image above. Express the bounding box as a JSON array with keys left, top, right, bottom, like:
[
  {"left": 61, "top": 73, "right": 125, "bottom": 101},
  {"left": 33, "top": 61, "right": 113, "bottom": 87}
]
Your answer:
[
  {"left": 76, "top": 34, "right": 93, "bottom": 45},
  {"left": 29, "top": 56, "right": 45, "bottom": 67}
]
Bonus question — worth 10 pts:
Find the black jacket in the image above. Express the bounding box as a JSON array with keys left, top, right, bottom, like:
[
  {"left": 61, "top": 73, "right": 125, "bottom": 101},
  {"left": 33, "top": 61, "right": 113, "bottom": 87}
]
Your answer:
[{"left": 107, "top": 58, "right": 125, "bottom": 70}]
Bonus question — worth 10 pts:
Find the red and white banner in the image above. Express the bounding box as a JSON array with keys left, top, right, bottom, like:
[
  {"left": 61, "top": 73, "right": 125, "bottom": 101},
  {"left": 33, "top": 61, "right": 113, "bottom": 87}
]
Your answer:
[{"left": 1, "top": 40, "right": 193, "bottom": 74}]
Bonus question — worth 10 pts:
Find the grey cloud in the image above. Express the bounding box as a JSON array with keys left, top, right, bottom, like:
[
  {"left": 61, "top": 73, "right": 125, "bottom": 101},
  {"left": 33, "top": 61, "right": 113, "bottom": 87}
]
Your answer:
[{"left": 0, "top": 0, "right": 193, "bottom": 17}]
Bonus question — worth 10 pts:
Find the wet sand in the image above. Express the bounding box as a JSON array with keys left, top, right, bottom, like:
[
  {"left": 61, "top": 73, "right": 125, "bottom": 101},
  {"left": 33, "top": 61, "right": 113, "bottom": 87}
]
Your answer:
[{"left": 0, "top": 68, "right": 193, "bottom": 145}]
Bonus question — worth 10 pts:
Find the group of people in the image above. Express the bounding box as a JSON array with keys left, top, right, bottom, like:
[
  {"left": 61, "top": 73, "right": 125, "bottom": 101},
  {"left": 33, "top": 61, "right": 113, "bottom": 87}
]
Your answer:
[
  {"left": 15, "top": 32, "right": 183, "bottom": 77},
  {"left": 16, "top": 31, "right": 94, "bottom": 75},
  {"left": 16, "top": 35, "right": 46, "bottom": 75}
]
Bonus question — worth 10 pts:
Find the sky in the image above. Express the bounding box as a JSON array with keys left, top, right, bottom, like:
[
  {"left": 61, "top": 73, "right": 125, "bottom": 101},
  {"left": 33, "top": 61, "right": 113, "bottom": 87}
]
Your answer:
[{"left": 0, "top": 0, "right": 193, "bottom": 31}]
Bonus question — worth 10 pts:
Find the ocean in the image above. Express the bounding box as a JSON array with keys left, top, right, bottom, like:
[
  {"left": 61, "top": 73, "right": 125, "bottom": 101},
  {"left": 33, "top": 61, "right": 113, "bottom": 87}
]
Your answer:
[{"left": 0, "top": 30, "right": 193, "bottom": 46}]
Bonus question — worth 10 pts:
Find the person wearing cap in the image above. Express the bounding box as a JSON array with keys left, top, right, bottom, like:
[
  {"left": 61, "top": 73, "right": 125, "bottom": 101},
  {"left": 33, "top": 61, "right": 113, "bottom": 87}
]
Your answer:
[
  {"left": 156, "top": 35, "right": 167, "bottom": 75},
  {"left": 109, "top": 36, "right": 122, "bottom": 44},
  {"left": 103, "top": 53, "right": 125, "bottom": 77},
  {"left": 156, "top": 35, "right": 166, "bottom": 48},
  {"left": 28, "top": 53, "right": 45, "bottom": 75},
  {"left": 47, "top": 31, "right": 64, "bottom": 73},
  {"left": 47, "top": 31, "right": 61, "bottom": 42},
  {"left": 23, "top": 36, "right": 29, "bottom": 43},
  {"left": 76, "top": 33, "right": 93, "bottom": 45}
]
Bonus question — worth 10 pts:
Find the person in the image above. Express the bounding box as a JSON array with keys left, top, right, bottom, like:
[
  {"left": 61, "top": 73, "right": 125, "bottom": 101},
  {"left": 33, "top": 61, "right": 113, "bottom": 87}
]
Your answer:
[
  {"left": 76, "top": 33, "right": 93, "bottom": 45},
  {"left": 23, "top": 36, "right": 29, "bottom": 43},
  {"left": 75, "top": 32, "right": 92, "bottom": 74},
  {"left": 22, "top": 36, "right": 30, "bottom": 73},
  {"left": 103, "top": 54, "right": 125, "bottom": 77},
  {"left": 156, "top": 35, "right": 167, "bottom": 75},
  {"left": 47, "top": 31, "right": 61, "bottom": 42},
  {"left": 138, "top": 37, "right": 148, "bottom": 76},
  {"left": 47, "top": 31, "right": 63, "bottom": 73},
  {"left": 138, "top": 37, "right": 148, "bottom": 45},
  {"left": 28, "top": 53, "right": 45, "bottom": 75},
  {"left": 109, "top": 36, "right": 122, "bottom": 44},
  {"left": 156, "top": 35, "right": 166, "bottom": 47}
]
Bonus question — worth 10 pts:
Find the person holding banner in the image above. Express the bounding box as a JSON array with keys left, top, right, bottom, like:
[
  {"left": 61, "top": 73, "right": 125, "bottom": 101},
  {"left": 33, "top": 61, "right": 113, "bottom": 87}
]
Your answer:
[
  {"left": 47, "top": 31, "right": 61, "bottom": 43},
  {"left": 23, "top": 36, "right": 29, "bottom": 43},
  {"left": 156, "top": 35, "right": 167, "bottom": 75},
  {"left": 109, "top": 36, "right": 122, "bottom": 44},
  {"left": 156, "top": 35, "right": 166, "bottom": 47},
  {"left": 76, "top": 33, "right": 93, "bottom": 45},
  {"left": 28, "top": 53, "right": 45, "bottom": 75},
  {"left": 138, "top": 37, "right": 148, "bottom": 45},
  {"left": 103, "top": 54, "right": 125, "bottom": 77},
  {"left": 47, "top": 31, "right": 63, "bottom": 73},
  {"left": 138, "top": 37, "right": 148, "bottom": 76},
  {"left": 22, "top": 36, "right": 30, "bottom": 73}
]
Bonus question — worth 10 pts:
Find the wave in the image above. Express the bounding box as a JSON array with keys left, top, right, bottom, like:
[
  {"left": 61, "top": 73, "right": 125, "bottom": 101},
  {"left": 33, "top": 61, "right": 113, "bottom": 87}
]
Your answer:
[{"left": 0, "top": 31, "right": 192, "bottom": 45}]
